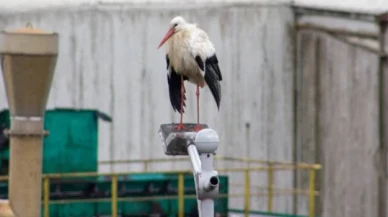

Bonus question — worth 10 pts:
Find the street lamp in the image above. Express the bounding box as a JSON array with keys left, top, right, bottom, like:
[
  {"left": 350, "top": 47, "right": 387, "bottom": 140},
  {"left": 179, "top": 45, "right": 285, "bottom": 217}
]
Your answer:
[{"left": 0, "top": 25, "right": 59, "bottom": 217}]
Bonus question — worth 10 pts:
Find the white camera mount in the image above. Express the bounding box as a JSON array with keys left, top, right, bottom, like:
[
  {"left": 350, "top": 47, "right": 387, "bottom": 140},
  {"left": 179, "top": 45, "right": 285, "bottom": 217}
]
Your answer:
[{"left": 158, "top": 123, "right": 220, "bottom": 217}]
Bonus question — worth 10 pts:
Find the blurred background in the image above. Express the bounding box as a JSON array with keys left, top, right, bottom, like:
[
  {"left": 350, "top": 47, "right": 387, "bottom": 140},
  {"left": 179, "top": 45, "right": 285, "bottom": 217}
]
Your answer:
[{"left": 0, "top": 0, "right": 388, "bottom": 217}]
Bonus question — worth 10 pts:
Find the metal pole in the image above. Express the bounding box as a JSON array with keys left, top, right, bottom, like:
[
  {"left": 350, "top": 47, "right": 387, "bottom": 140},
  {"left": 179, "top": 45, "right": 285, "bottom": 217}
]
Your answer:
[
  {"left": 111, "top": 175, "right": 118, "bottom": 217},
  {"left": 267, "top": 163, "right": 274, "bottom": 212},
  {"left": 244, "top": 169, "right": 250, "bottom": 217},
  {"left": 178, "top": 173, "right": 184, "bottom": 217},
  {"left": 308, "top": 169, "right": 316, "bottom": 217},
  {"left": 43, "top": 177, "right": 50, "bottom": 217}
]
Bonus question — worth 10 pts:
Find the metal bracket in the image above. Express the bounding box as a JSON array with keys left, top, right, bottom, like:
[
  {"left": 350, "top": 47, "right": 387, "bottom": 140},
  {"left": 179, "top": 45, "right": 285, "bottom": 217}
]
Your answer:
[{"left": 159, "top": 123, "right": 220, "bottom": 217}]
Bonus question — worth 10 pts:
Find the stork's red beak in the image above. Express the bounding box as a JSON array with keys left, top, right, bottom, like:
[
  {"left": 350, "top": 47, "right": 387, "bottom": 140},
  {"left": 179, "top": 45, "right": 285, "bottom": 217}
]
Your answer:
[{"left": 158, "top": 28, "right": 174, "bottom": 49}]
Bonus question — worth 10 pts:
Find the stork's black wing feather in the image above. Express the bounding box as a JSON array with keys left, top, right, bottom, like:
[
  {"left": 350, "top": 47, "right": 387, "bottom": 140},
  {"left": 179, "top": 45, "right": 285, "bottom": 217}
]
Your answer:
[
  {"left": 166, "top": 55, "right": 187, "bottom": 114},
  {"left": 207, "top": 55, "right": 222, "bottom": 81},
  {"left": 166, "top": 54, "right": 170, "bottom": 70},
  {"left": 195, "top": 54, "right": 222, "bottom": 110}
]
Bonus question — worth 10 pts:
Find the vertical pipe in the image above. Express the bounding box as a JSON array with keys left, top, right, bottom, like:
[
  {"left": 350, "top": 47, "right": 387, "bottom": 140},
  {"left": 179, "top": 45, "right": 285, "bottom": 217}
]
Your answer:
[
  {"left": 244, "top": 169, "right": 250, "bottom": 217},
  {"left": 267, "top": 163, "right": 274, "bottom": 212},
  {"left": 111, "top": 175, "right": 118, "bottom": 217},
  {"left": 292, "top": 10, "right": 300, "bottom": 216},
  {"left": 43, "top": 177, "right": 50, "bottom": 217},
  {"left": 377, "top": 18, "right": 387, "bottom": 217},
  {"left": 314, "top": 36, "right": 323, "bottom": 217},
  {"left": 178, "top": 173, "right": 184, "bottom": 217},
  {"left": 308, "top": 169, "right": 316, "bottom": 217}
]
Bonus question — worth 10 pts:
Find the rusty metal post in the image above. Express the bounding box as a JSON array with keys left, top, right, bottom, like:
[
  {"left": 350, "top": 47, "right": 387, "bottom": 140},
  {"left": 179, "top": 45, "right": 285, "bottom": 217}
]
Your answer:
[{"left": 0, "top": 26, "right": 58, "bottom": 217}]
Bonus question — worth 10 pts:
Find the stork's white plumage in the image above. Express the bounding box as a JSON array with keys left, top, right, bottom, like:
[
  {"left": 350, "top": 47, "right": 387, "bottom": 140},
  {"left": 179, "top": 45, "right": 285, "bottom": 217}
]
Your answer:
[{"left": 158, "top": 16, "right": 223, "bottom": 131}]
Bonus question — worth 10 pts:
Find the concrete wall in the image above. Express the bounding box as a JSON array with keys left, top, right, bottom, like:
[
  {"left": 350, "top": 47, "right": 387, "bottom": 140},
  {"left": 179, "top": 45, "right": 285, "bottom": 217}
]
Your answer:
[
  {"left": 0, "top": 3, "right": 295, "bottom": 213},
  {"left": 1, "top": 2, "right": 385, "bottom": 216},
  {"left": 295, "top": 12, "right": 382, "bottom": 217}
]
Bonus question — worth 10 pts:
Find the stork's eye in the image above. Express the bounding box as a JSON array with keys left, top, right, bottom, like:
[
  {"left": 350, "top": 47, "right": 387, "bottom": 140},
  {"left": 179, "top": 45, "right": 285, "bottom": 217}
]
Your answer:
[{"left": 173, "top": 23, "right": 178, "bottom": 27}]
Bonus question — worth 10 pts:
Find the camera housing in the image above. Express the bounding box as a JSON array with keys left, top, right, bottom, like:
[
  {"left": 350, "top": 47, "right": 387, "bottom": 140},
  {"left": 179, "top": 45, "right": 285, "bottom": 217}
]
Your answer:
[{"left": 158, "top": 123, "right": 220, "bottom": 216}]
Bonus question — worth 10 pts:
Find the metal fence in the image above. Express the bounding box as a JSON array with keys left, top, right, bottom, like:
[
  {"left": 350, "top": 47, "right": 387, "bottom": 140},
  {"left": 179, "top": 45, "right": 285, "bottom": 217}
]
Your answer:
[{"left": 0, "top": 157, "right": 322, "bottom": 217}]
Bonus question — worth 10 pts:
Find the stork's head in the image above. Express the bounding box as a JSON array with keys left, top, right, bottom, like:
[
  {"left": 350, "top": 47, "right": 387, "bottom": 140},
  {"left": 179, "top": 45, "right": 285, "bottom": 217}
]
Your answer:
[{"left": 157, "top": 16, "right": 187, "bottom": 49}]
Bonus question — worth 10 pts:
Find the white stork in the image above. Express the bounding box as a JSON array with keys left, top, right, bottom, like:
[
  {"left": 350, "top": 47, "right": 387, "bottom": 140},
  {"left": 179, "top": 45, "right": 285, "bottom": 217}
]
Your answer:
[{"left": 157, "top": 16, "right": 223, "bottom": 132}]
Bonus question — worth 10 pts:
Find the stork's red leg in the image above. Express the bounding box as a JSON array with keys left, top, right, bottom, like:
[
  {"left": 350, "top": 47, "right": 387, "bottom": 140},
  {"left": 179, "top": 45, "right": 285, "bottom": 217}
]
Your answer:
[
  {"left": 176, "top": 75, "right": 185, "bottom": 130},
  {"left": 194, "top": 83, "right": 202, "bottom": 132}
]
